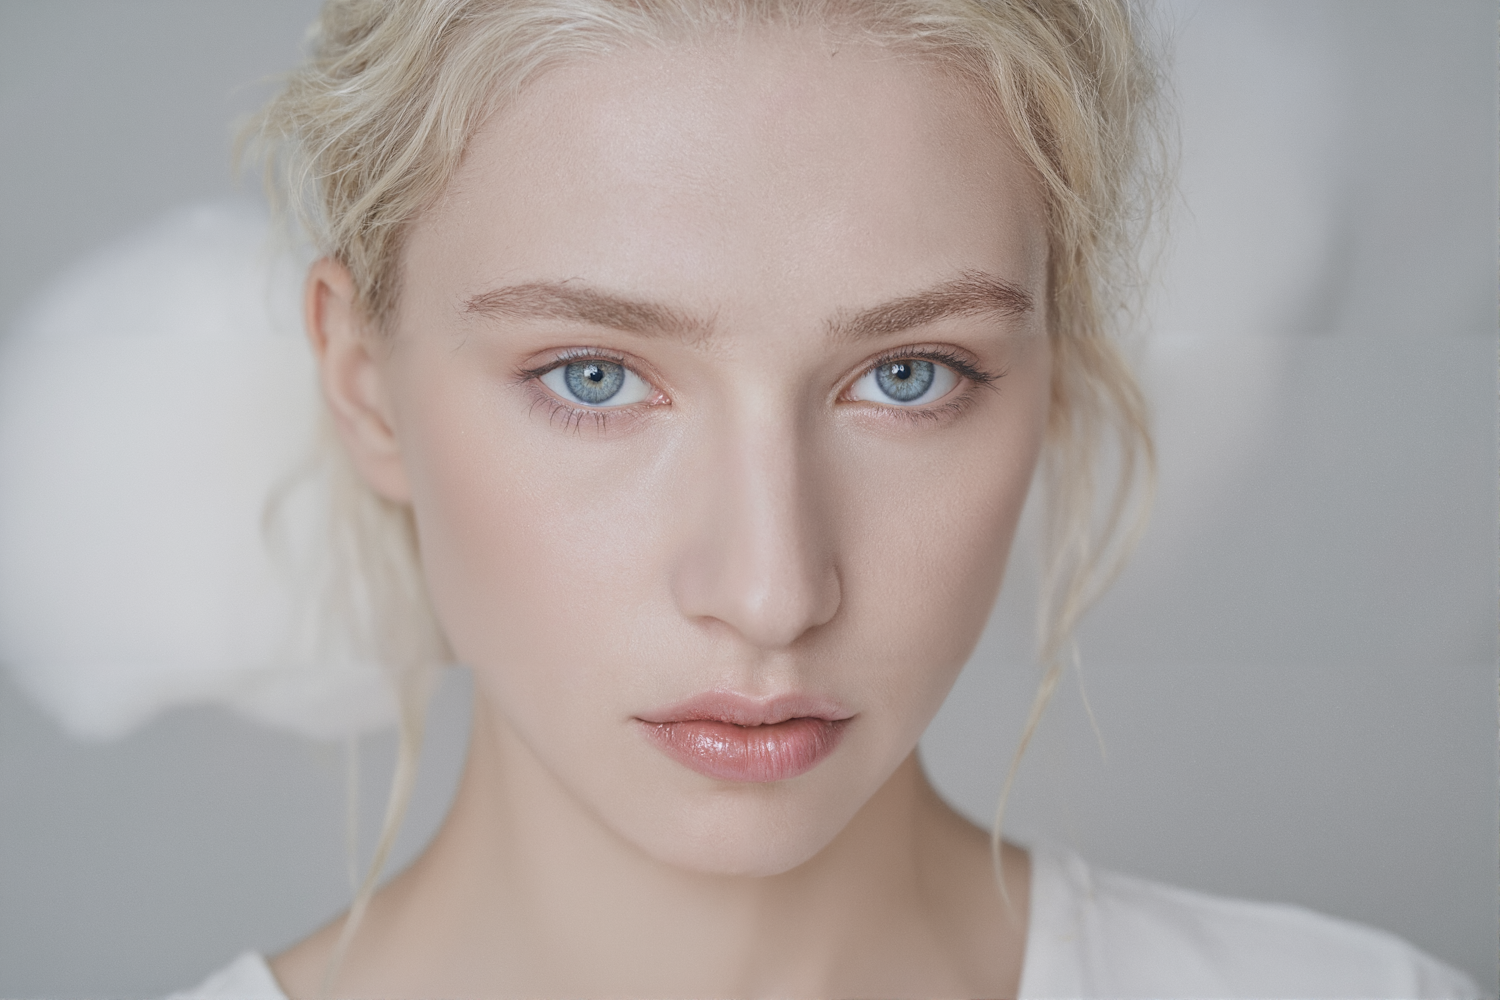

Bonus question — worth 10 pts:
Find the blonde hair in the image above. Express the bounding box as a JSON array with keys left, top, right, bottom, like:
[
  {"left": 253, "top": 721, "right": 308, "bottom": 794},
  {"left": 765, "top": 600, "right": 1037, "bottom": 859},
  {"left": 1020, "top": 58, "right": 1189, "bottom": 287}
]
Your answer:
[{"left": 248, "top": 0, "right": 1165, "bottom": 979}]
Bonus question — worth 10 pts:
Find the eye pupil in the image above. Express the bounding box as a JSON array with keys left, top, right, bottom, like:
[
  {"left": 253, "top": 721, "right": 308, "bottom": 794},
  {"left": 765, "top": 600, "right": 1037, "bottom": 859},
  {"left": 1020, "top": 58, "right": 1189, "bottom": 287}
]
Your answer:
[
  {"left": 874, "top": 359, "right": 935, "bottom": 402},
  {"left": 585, "top": 364, "right": 604, "bottom": 383}
]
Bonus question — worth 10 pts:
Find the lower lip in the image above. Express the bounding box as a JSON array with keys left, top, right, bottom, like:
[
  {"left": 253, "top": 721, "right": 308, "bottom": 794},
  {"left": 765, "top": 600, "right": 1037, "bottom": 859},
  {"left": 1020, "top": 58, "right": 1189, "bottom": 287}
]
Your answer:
[{"left": 640, "top": 717, "right": 848, "bottom": 783}]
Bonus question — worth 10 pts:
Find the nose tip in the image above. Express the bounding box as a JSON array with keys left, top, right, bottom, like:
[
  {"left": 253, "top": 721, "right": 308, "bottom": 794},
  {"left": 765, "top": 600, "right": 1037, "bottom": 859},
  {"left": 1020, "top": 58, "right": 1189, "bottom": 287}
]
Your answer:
[{"left": 676, "top": 548, "right": 842, "bottom": 651}]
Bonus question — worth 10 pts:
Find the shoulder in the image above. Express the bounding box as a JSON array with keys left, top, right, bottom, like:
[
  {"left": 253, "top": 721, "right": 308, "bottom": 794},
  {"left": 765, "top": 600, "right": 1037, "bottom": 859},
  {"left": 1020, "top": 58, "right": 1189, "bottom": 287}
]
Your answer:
[
  {"left": 162, "top": 952, "right": 287, "bottom": 1000},
  {"left": 1020, "top": 845, "right": 1485, "bottom": 1000}
]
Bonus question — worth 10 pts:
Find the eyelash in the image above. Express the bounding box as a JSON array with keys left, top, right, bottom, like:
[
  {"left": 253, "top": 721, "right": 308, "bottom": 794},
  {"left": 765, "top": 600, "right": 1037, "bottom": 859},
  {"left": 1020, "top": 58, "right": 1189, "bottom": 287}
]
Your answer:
[{"left": 515, "top": 346, "right": 1002, "bottom": 431}]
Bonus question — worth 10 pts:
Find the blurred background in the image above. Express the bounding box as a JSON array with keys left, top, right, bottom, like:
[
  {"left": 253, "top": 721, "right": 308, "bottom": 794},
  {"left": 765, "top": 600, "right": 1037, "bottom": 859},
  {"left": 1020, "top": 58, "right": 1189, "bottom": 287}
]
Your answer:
[{"left": 0, "top": 0, "right": 1494, "bottom": 995}]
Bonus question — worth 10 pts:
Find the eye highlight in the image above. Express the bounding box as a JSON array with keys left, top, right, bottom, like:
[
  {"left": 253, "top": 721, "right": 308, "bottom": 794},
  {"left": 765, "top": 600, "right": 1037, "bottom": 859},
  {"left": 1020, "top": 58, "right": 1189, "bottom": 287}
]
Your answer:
[
  {"left": 540, "top": 358, "right": 653, "bottom": 408},
  {"left": 849, "top": 357, "right": 960, "bottom": 407}
]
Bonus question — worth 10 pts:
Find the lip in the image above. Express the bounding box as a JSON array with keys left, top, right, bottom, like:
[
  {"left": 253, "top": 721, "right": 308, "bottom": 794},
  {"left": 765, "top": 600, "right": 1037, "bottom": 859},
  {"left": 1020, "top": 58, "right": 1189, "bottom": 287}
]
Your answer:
[{"left": 636, "top": 692, "right": 853, "bottom": 783}]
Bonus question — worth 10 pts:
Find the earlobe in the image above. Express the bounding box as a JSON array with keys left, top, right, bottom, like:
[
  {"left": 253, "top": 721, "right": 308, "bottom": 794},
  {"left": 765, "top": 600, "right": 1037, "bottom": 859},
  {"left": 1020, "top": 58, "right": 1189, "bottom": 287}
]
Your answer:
[{"left": 304, "top": 257, "right": 413, "bottom": 503}]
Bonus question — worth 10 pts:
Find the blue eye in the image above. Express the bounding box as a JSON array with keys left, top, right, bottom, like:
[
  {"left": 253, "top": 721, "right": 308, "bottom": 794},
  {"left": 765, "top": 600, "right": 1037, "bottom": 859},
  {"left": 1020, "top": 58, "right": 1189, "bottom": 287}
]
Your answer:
[
  {"left": 541, "top": 359, "right": 653, "bottom": 407},
  {"left": 849, "top": 358, "right": 958, "bottom": 406}
]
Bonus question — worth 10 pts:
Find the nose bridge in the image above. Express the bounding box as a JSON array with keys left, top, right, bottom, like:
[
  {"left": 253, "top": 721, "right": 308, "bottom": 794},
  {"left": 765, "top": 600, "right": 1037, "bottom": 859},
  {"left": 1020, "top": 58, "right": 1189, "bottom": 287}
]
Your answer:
[{"left": 671, "top": 399, "right": 840, "bottom": 650}]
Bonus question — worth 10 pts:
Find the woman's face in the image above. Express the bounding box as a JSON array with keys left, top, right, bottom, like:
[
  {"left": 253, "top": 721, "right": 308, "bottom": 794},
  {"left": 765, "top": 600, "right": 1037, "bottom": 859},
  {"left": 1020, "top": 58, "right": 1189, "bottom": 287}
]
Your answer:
[{"left": 362, "top": 29, "right": 1050, "bottom": 875}]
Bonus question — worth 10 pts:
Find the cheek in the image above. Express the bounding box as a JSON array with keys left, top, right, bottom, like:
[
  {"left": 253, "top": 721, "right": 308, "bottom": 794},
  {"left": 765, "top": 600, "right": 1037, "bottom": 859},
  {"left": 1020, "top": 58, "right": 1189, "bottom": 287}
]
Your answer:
[
  {"left": 839, "top": 462, "right": 1027, "bottom": 675},
  {"left": 832, "top": 366, "right": 1049, "bottom": 721},
  {"left": 395, "top": 365, "right": 671, "bottom": 709}
]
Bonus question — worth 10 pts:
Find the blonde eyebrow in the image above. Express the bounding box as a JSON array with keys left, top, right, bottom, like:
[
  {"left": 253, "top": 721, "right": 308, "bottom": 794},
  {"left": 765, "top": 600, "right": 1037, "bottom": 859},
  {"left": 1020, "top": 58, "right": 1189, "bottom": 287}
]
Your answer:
[
  {"left": 462, "top": 270, "right": 1032, "bottom": 343},
  {"left": 827, "top": 271, "right": 1034, "bottom": 344}
]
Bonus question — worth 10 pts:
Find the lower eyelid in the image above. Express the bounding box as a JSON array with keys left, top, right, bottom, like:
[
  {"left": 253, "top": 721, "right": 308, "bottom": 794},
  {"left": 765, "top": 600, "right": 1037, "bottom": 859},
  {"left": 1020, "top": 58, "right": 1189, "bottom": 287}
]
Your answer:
[
  {"left": 880, "top": 392, "right": 978, "bottom": 423},
  {"left": 532, "top": 391, "right": 634, "bottom": 432}
]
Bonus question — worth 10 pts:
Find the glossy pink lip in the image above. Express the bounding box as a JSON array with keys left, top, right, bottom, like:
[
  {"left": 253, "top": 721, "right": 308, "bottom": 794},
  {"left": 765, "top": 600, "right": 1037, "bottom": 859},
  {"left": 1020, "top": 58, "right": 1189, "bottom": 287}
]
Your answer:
[{"left": 637, "top": 693, "right": 853, "bottom": 783}]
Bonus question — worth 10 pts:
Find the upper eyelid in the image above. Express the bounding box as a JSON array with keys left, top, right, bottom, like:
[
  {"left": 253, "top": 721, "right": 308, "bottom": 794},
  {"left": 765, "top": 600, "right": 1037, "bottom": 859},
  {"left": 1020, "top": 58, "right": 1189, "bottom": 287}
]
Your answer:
[
  {"left": 517, "top": 347, "right": 648, "bottom": 383},
  {"left": 851, "top": 346, "right": 996, "bottom": 388}
]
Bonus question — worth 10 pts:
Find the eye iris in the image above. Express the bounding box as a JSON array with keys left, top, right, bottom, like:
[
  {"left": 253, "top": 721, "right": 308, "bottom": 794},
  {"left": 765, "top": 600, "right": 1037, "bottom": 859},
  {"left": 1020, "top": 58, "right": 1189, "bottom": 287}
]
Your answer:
[
  {"left": 564, "top": 361, "right": 626, "bottom": 404},
  {"left": 875, "top": 359, "right": 935, "bottom": 402}
]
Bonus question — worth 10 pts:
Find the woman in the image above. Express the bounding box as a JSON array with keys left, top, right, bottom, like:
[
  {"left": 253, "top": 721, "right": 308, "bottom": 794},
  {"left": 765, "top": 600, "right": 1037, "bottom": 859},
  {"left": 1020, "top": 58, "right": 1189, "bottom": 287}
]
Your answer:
[{"left": 146, "top": 0, "right": 1478, "bottom": 996}]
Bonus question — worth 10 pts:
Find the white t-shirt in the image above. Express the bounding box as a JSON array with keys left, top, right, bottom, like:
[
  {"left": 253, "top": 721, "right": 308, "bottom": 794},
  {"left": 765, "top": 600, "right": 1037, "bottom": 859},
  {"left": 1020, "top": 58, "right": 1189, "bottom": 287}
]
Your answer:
[{"left": 170, "top": 845, "right": 1485, "bottom": 999}]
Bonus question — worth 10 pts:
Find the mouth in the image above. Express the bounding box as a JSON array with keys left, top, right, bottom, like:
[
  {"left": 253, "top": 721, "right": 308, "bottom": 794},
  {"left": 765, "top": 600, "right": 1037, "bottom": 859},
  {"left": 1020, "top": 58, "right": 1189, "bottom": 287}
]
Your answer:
[{"left": 636, "top": 693, "right": 852, "bottom": 783}]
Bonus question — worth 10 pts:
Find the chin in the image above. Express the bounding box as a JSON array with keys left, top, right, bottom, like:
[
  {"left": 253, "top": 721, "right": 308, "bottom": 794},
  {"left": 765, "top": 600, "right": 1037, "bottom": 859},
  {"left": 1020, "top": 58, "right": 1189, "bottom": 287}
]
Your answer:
[
  {"left": 609, "top": 770, "right": 883, "bottom": 878},
  {"left": 637, "top": 812, "right": 856, "bottom": 879}
]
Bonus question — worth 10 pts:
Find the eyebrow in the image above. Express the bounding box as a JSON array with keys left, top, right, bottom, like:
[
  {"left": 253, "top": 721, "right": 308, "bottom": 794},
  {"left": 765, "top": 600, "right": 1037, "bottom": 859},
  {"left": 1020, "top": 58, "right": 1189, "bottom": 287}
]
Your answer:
[
  {"left": 827, "top": 271, "right": 1034, "bottom": 344},
  {"left": 463, "top": 282, "right": 706, "bottom": 340},
  {"left": 461, "top": 270, "right": 1032, "bottom": 343}
]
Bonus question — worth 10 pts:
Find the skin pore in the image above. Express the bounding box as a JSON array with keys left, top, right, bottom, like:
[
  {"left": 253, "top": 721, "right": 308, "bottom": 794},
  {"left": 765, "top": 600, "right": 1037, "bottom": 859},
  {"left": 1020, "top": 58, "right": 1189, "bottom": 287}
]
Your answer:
[{"left": 274, "top": 23, "right": 1051, "bottom": 1000}]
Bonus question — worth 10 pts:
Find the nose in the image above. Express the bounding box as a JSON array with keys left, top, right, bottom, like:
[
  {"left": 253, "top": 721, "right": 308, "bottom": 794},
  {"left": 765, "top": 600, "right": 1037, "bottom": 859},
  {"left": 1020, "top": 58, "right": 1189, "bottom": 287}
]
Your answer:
[{"left": 670, "top": 410, "right": 841, "bottom": 651}]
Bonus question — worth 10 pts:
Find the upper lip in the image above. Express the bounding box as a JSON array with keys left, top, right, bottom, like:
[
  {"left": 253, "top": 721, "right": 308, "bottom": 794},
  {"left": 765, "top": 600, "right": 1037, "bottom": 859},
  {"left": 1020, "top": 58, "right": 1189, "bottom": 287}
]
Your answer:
[{"left": 635, "top": 691, "right": 853, "bottom": 727}]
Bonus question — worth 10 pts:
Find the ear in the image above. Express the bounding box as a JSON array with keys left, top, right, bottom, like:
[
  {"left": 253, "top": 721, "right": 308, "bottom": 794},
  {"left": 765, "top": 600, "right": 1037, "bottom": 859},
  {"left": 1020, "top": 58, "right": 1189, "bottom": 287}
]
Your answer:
[{"left": 305, "top": 257, "right": 412, "bottom": 503}]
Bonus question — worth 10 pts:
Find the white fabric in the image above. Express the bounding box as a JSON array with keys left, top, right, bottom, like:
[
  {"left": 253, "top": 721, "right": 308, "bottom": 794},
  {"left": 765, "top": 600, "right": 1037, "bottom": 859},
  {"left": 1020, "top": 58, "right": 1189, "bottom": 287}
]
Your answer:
[
  {"left": 1018, "top": 846, "right": 1483, "bottom": 999},
  {"left": 171, "top": 847, "right": 1484, "bottom": 999},
  {"left": 165, "top": 952, "right": 284, "bottom": 1000}
]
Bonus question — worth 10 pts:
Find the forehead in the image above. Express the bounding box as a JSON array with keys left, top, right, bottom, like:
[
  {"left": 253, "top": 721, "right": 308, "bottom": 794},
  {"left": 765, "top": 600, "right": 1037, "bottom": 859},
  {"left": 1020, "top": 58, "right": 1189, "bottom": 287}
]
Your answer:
[{"left": 407, "top": 27, "right": 1046, "bottom": 321}]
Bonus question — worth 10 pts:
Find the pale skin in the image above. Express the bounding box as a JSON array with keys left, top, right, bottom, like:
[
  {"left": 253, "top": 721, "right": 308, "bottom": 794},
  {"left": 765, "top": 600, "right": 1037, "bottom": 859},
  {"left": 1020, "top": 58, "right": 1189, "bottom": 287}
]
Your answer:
[{"left": 274, "top": 25, "right": 1052, "bottom": 1000}]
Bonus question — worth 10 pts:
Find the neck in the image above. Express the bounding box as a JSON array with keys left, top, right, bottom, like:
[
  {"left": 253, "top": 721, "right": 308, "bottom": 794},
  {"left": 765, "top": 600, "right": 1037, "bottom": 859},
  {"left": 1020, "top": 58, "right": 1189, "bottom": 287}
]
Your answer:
[{"left": 274, "top": 699, "right": 1029, "bottom": 999}]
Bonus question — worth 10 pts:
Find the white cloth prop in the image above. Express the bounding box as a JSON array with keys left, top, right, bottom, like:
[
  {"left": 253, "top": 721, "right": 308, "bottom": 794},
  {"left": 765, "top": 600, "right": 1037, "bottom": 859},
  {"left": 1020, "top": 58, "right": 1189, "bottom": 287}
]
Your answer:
[
  {"left": 0, "top": 203, "right": 396, "bottom": 740},
  {"left": 0, "top": 3, "right": 1347, "bottom": 742}
]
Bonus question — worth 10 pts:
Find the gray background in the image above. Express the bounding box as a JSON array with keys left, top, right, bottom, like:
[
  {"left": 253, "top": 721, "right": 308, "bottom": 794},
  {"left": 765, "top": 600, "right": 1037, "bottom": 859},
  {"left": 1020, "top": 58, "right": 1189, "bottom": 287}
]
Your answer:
[{"left": 0, "top": 1, "right": 1495, "bottom": 996}]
